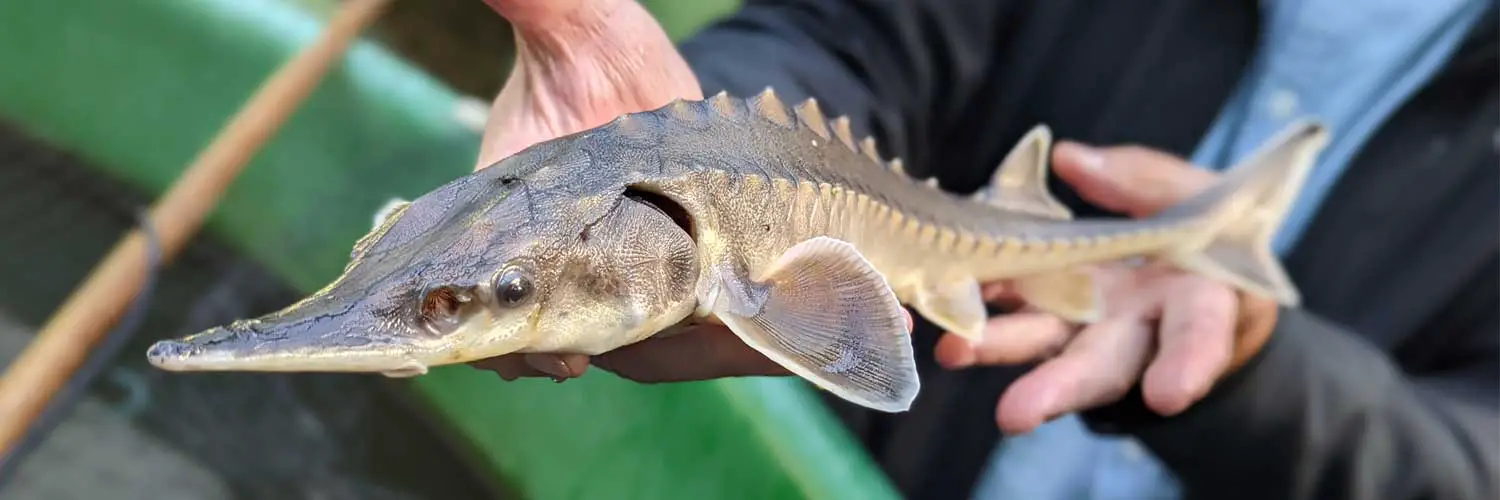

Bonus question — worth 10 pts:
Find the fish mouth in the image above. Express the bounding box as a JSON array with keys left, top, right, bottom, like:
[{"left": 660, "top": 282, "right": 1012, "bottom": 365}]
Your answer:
[{"left": 145, "top": 318, "right": 438, "bottom": 377}]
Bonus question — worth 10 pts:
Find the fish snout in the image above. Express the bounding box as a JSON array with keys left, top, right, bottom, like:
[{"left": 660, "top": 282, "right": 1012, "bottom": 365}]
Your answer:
[
  {"left": 145, "top": 323, "right": 260, "bottom": 371},
  {"left": 146, "top": 335, "right": 223, "bottom": 371},
  {"left": 145, "top": 338, "right": 196, "bottom": 364}
]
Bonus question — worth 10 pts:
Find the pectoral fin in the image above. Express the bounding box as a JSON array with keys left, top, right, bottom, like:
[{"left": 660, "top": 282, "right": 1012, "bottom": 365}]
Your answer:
[
  {"left": 913, "top": 278, "right": 988, "bottom": 342},
  {"left": 711, "top": 237, "right": 920, "bottom": 413},
  {"left": 1011, "top": 268, "right": 1103, "bottom": 324}
]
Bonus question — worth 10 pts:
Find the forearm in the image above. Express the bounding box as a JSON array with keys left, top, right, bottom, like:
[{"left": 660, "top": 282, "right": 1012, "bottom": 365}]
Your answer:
[{"left": 1084, "top": 307, "right": 1500, "bottom": 499}]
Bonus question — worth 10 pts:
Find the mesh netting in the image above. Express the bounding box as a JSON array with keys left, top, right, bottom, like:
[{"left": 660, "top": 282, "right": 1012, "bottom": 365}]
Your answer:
[{"left": 0, "top": 121, "right": 505, "bottom": 500}]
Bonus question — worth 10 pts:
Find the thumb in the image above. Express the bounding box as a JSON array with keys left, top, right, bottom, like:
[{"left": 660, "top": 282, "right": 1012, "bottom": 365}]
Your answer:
[{"left": 1051, "top": 141, "right": 1217, "bottom": 218}]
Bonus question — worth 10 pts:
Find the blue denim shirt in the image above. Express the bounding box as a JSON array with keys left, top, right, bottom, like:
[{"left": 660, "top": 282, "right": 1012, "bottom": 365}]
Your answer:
[{"left": 972, "top": 1, "right": 1490, "bottom": 498}]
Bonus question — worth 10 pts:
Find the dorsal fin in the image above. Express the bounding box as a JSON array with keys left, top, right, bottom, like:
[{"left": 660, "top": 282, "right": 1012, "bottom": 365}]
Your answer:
[
  {"left": 749, "top": 87, "right": 793, "bottom": 127},
  {"left": 793, "top": 98, "right": 832, "bottom": 140},
  {"left": 973, "top": 125, "right": 1073, "bottom": 220},
  {"left": 830, "top": 116, "right": 857, "bottom": 151}
]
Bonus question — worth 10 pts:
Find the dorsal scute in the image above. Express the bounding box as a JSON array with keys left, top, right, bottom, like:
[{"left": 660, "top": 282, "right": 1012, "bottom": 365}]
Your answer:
[
  {"left": 632, "top": 90, "right": 928, "bottom": 185},
  {"left": 792, "top": 97, "right": 832, "bottom": 140},
  {"left": 634, "top": 91, "right": 748, "bottom": 129},
  {"left": 769, "top": 93, "right": 920, "bottom": 183},
  {"left": 609, "top": 107, "right": 649, "bottom": 138},
  {"left": 666, "top": 97, "right": 699, "bottom": 121},
  {"left": 860, "top": 137, "right": 882, "bottom": 163},
  {"left": 748, "top": 87, "right": 794, "bottom": 127},
  {"left": 707, "top": 90, "right": 740, "bottom": 118},
  {"left": 830, "top": 116, "right": 858, "bottom": 152}
]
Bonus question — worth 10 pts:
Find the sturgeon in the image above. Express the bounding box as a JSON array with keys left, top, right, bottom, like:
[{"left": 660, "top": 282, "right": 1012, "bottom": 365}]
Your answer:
[{"left": 146, "top": 89, "right": 1329, "bottom": 412}]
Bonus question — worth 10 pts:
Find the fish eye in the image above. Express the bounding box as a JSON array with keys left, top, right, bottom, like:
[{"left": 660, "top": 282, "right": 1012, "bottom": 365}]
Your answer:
[{"left": 492, "top": 267, "right": 534, "bottom": 307}]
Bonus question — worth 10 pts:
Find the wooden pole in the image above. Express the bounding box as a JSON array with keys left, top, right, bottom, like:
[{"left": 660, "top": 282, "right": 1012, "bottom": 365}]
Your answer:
[{"left": 0, "top": 0, "right": 393, "bottom": 459}]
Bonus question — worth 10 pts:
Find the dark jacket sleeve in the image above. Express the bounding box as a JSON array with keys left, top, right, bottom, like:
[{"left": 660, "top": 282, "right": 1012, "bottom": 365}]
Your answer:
[
  {"left": 1082, "top": 256, "right": 1500, "bottom": 500},
  {"left": 677, "top": 0, "right": 1017, "bottom": 171}
]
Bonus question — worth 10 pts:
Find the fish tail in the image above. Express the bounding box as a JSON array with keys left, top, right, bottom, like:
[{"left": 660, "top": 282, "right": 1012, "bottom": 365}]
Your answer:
[{"left": 1150, "top": 119, "right": 1331, "bottom": 307}]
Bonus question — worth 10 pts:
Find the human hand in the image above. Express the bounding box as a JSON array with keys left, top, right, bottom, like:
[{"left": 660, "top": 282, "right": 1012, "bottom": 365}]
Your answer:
[
  {"left": 473, "top": 311, "right": 914, "bottom": 383},
  {"left": 933, "top": 142, "right": 1280, "bottom": 435},
  {"left": 470, "top": 0, "right": 813, "bottom": 384},
  {"left": 473, "top": 0, "right": 703, "bottom": 169}
]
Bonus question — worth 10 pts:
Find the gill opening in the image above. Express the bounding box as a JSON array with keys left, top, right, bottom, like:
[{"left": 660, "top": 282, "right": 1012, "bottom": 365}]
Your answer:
[{"left": 622, "top": 186, "right": 696, "bottom": 243}]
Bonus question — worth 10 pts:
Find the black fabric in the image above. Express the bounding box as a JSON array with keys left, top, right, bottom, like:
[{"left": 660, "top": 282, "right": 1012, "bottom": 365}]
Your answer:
[{"left": 680, "top": 1, "right": 1499, "bottom": 499}]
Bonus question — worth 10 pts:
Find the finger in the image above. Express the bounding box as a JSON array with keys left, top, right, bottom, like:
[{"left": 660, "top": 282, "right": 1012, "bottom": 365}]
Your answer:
[
  {"left": 1141, "top": 276, "right": 1238, "bottom": 416},
  {"left": 470, "top": 354, "right": 548, "bottom": 381},
  {"left": 1051, "top": 142, "right": 1217, "bottom": 217},
  {"left": 979, "top": 282, "right": 1028, "bottom": 311},
  {"left": 980, "top": 281, "right": 1011, "bottom": 300},
  {"left": 592, "top": 325, "right": 789, "bottom": 383},
  {"left": 995, "top": 316, "right": 1155, "bottom": 435},
  {"left": 934, "top": 311, "right": 1075, "bottom": 369},
  {"left": 1228, "top": 294, "right": 1279, "bottom": 373}
]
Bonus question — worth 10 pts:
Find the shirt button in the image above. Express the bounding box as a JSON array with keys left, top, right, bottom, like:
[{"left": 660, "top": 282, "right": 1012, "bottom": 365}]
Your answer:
[{"left": 1268, "top": 88, "right": 1300, "bottom": 119}]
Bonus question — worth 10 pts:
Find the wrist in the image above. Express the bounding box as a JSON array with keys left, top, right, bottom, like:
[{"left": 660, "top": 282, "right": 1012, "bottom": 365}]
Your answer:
[
  {"left": 484, "top": 0, "right": 627, "bottom": 33},
  {"left": 503, "top": 0, "right": 696, "bottom": 102},
  {"left": 502, "top": 0, "right": 660, "bottom": 57}
]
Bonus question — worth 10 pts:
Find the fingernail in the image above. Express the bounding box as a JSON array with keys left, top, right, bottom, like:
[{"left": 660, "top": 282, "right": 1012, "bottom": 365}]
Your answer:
[{"left": 1060, "top": 142, "right": 1106, "bottom": 171}]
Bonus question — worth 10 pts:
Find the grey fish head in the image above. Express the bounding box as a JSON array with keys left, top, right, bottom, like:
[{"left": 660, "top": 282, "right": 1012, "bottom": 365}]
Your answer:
[{"left": 146, "top": 155, "right": 700, "bottom": 375}]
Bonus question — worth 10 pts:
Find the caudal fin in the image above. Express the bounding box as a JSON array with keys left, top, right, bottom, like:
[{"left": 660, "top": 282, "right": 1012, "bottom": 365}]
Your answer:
[{"left": 1154, "top": 119, "right": 1331, "bottom": 307}]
